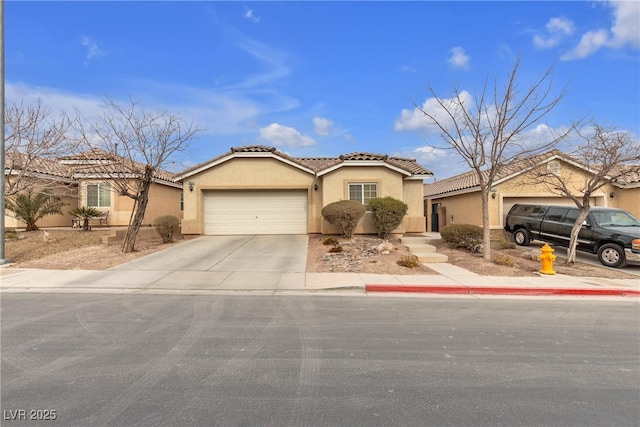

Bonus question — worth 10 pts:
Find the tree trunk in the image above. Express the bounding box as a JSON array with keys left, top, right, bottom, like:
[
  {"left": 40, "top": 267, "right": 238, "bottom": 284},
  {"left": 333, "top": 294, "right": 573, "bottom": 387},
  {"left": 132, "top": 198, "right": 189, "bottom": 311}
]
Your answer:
[
  {"left": 83, "top": 218, "right": 90, "bottom": 231},
  {"left": 566, "top": 207, "right": 590, "bottom": 265},
  {"left": 481, "top": 188, "right": 491, "bottom": 260},
  {"left": 25, "top": 221, "right": 38, "bottom": 232},
  {"left": 121, "top": 166, "right": 153, "bottom": 253}
]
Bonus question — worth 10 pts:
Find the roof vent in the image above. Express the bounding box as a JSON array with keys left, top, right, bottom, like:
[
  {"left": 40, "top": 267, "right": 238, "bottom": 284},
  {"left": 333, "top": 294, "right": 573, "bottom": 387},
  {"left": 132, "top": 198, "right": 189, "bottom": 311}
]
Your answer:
[{"left": 547, "top": 161, "right": 561, "bottom": 174}]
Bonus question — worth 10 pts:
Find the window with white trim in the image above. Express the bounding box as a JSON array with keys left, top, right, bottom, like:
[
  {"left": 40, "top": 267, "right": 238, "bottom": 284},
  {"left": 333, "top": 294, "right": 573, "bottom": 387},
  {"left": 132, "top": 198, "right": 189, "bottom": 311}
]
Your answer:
[
  {"left": 348, "top": 183, "right": 378, "bottom": 206},
  {"left": 86, "top": 183, "right": 111, "bottom": 207}
]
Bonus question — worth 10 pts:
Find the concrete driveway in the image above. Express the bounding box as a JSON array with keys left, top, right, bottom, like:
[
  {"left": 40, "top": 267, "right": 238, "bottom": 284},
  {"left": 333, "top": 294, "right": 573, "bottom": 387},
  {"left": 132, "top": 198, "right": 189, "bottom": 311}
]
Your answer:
[{"left": 111, "top": 235, "right": 308, "bottom": 273}]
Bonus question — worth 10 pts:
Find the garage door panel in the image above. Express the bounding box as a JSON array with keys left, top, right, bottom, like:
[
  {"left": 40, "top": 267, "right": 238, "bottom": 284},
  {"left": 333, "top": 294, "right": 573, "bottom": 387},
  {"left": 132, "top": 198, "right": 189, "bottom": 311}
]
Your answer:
[{"left": 204, "top": 191, "right": 308, "bottom": 235}]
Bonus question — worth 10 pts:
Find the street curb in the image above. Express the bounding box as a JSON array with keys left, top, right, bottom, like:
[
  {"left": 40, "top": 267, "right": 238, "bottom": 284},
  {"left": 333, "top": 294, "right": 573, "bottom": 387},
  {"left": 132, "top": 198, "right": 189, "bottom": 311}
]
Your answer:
[{"left": 365, "top": 285, "right": 640, "bottom": 297}]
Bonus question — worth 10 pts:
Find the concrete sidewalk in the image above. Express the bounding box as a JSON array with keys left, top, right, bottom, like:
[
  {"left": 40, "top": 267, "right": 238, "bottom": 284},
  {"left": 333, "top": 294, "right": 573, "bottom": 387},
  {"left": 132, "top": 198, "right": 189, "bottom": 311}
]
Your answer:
[{"left": 1, "top": 262, "right": 638, "bottom": 297}]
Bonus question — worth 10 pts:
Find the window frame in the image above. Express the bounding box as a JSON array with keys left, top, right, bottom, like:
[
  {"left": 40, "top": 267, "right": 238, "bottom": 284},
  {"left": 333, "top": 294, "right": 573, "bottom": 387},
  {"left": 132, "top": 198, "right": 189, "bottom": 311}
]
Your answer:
[
  {"left": 86, "top": 182, "right": 111, "bottom": 208},
  {"left": 347, "top": 182, "right": 378, "bottom": 207}
]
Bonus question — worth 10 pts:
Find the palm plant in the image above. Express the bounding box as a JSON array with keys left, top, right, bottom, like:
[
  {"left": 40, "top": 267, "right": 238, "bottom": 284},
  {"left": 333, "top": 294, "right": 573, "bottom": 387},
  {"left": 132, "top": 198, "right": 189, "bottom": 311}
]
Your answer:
[
  {"left": 69, "top": 206, "right": 102, "bottom": 231},
  {"left": 5, "top": 190, "right": 65, "bottom": 231}
]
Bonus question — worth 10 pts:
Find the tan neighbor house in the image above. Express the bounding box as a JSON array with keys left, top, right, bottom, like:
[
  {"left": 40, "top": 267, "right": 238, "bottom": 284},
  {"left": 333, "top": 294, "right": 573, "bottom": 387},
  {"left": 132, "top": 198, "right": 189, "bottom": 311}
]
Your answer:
[
  {"left": 424, "top": 150, "right": 640, "bottom": 234},
  {"left": 175, "top": 145, "right": 432, "bottom": 236},
  {"left": 4, "top": 149, "right": 183, "bottom": 229}
]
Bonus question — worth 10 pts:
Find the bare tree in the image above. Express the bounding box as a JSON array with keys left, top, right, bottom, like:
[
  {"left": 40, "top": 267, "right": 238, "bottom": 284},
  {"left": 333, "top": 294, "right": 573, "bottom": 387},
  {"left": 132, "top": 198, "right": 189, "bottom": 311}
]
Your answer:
[
  {"left": 74, "top": 98, "right": 202, "bottom": 253},
  {"left": 4, "top": 99, "right": 74, "bottom": 196},
  {"left": 415, "top": 58, "right": 574, "bottom": 259},
  {"left": 522, "top": 123, "right": 640, "bottom": 265}
]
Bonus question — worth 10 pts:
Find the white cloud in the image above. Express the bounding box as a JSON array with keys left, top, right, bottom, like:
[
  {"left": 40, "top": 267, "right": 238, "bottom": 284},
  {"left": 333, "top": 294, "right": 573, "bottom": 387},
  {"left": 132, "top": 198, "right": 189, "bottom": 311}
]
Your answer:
[
  {"left": 533, "top": 16, "right": 575, "bottom": 49},
  {"left": 259, "top": 123, "right": 316, "bottom": 147},
  {"left": 394, "top": 91, "right": 473, "bottom": 132},
  {"left": 561, "top": 0, "right": 639, "bottom": 60},
  {"left": 244, "top": 8, "right": 260, "bottom": 23},
  {"left": 401, "top": 65, "right": 417, "bottom": 73},
  {"left": 313, "top": 117, "right": 334, "bottom": 136},
  {"left": 344, "top": 133, "right": 357, "bottom": 144},
  {"left": 609, "top": 0, "right": 640, "bottom": 48},
  {"left": 413, "top": 146, "right": 448, "bottom": 162},
  {"left": 447, "top": 47, "right": 470, "bottom": 70},
  {"left": 81, "top": 36, "right": 106, "bottom": 60}
]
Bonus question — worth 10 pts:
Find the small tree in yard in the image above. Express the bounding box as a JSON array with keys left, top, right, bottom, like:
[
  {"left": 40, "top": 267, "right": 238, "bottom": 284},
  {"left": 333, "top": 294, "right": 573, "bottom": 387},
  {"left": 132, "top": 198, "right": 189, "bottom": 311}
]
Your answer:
[
  {"left": 5, "top": 190, "right": 65, "bottom": 231},
  {"left": 74, "top": 98, "right": 202, "bottom": 253},
  {"left": 521, "top": 123, "right": 640, "bottom": 265},
  {"left": 69, "top": 207, "right": 102, "bottom": 231},
  {"left": 368, "top": 197, "right": 408, "bottom": 239},
  {"left": 401, "top": 58, "right": 575, "bottom": 260},
  {"left": 321, "top": 200, "right": 366, "bottom": 238}
]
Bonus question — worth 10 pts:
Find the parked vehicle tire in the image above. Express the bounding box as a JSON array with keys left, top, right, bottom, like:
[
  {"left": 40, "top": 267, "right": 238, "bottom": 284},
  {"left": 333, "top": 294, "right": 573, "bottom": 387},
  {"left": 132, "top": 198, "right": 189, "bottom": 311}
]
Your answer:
[
  {"left": 597, "top": 243, "right": 627, "bottom": 268},
  {"left": 513, "top": 229, "right": 531, "bottom": 246}
]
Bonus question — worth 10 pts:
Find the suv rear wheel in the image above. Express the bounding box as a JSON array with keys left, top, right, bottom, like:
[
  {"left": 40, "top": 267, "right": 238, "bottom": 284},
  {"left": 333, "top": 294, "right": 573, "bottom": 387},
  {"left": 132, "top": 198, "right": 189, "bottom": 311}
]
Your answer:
[
  {"left": 514, "top": 229, "right": 531, "bottom": 246},
  {"left": 597, "top": 243, "right": 627, "bottom": 268}
]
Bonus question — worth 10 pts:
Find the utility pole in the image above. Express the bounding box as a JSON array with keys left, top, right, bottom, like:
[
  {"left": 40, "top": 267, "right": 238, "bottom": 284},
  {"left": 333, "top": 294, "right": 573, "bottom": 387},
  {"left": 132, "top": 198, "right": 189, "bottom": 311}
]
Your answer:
[{"left": 0, "top": 0, "right": 10, "bottom": 265}]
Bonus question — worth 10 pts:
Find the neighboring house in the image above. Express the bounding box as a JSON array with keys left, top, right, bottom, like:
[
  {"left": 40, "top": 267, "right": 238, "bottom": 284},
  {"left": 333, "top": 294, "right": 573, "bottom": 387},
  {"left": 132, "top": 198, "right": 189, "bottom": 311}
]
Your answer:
[
  {"left": 4, "top": 149, "right": 183, "bottom": 229},
  {"left": 4, "top": 152, "right": 78, "bottom": 228},
  {"left": 423, "top": 150, "right": 640, "bottom": 233},
  {"left": 175, "top": 145, "right": 432, "bottom": 236},
  {"left": 58, "top": 149, "right": 183, "bottom": 226}
]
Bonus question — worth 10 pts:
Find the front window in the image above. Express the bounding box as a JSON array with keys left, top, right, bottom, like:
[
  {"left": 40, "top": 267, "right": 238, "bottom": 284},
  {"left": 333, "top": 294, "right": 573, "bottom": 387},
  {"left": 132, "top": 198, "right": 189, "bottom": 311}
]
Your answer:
[
  {"left": 348, "top": 183, "right": 378, "bottom": 206},
  {"left": 87, "top": 183, "right": 111, "bottom": 208}
]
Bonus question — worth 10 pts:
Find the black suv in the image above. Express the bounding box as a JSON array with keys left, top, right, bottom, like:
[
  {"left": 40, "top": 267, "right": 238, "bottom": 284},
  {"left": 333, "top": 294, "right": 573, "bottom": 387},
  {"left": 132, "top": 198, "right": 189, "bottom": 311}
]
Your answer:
[{"left": 504, "top": 204, "right": 640, "bottom": 268}]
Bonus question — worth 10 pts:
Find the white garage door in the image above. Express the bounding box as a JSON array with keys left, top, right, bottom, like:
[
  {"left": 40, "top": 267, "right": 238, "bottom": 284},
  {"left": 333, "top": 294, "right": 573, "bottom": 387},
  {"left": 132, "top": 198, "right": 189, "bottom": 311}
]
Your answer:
[{"left": 203, "top": 190, "right": 308, "bottom": 235}]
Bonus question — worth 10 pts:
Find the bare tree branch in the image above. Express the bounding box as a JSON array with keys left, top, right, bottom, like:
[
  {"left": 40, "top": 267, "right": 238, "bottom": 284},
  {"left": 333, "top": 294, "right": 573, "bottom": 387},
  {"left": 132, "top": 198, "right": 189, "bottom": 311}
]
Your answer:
[{"left": 416, "top": 58, "right": 574, "bottom": 259}]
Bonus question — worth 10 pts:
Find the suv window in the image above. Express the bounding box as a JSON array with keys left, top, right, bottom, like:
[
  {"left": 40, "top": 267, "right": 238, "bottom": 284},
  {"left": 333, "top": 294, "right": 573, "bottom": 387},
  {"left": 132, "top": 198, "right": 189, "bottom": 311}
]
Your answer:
[
  {"left": 546, "top": 207, "right": 569, "bottom": 222},
  {"left": 563, "top": 209, "right": 579, "bottom": 224}
]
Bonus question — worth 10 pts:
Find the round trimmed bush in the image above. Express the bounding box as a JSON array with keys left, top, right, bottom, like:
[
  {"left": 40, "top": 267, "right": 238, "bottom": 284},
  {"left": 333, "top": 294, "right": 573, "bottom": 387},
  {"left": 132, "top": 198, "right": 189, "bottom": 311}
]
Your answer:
[
  {"left": 321, "top": 200, "right": 366, "bottom": 238},
  {"left": 440, "top": 224, "right": 484, "bottom": 253},
  {"left": 368, "top": 197, "right": 408, "bottom": 239}
]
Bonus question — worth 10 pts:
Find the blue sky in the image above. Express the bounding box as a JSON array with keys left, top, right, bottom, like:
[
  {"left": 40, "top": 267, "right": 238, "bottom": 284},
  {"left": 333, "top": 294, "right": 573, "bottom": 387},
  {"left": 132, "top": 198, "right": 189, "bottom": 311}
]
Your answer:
[{"left": 6, "top": 1, "right": 639, "bottom": 180}]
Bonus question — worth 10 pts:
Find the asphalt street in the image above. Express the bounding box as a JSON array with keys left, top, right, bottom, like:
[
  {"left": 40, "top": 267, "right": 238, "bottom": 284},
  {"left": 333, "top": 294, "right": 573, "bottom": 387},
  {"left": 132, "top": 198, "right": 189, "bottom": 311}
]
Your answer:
[{"left": 1, "top": 294, "right": 639, "bottom": 427}]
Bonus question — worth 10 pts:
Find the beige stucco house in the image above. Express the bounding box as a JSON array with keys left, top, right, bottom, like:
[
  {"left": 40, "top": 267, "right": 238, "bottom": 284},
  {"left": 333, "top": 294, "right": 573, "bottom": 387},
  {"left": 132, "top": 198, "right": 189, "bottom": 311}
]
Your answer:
[
  {"left": 424, "top": 150, "right": 640, "bottom": 234},
  {"left": 175, "top": 145, "right": 432, "bottom": 236},
  {"left": 4, "top": 149, "right": 183, "bottom": 229}
]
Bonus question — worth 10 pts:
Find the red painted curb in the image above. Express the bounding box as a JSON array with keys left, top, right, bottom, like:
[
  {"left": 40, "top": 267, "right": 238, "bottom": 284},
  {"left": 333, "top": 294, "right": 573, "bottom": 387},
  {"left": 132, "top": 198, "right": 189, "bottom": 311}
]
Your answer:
[{"left": 365, "top": 284, "right": 640, "bottom": 297}]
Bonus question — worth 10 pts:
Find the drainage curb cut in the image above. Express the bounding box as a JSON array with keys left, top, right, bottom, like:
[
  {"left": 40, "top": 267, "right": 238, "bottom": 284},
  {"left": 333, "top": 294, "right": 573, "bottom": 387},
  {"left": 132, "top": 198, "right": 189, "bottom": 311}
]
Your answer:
[{"left": 365, "top": 285, "right": 640, "bottom": 297}]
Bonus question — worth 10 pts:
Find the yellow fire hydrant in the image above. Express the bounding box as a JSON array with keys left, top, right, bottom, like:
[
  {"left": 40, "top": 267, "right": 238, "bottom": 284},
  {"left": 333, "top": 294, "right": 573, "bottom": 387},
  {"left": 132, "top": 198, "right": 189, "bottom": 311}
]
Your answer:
[{"left": 538, "top": 243, "right": 556, "bottom": 275}]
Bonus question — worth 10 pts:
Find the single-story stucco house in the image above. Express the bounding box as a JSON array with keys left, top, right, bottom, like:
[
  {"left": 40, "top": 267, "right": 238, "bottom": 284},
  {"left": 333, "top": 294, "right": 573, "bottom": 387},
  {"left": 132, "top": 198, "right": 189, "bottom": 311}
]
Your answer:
[
  {"left": 423, "top": 150, "right": 640, "bottom": 233},
  {"left": 175, "top": 145, "right": 433, "bottom": 236},
  {"left": 4, "top": 149, "right": 183, "bottom": 229}
]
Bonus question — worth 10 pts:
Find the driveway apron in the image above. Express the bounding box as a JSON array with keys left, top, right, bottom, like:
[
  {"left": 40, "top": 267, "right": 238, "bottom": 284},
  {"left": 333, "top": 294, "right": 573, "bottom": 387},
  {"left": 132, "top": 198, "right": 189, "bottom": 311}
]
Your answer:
[{"left": 110, "top": 235, "right": 308, "bottom": 273}]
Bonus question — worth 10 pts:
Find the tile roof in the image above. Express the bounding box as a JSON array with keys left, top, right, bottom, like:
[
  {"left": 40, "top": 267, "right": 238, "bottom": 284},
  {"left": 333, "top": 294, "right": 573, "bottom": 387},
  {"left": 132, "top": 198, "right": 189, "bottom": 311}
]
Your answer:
[
  {"left": 4, "top": 151, "right": 73, "bottom": 180},
  {"left": 177, "top": 145, "right": 433, "bottom": 178},
  {"left": 59, "top": 148, "right": 177, "bottom": 183},
  {"left": 423, "top": 149, "right": 640, "bottom": 197}
]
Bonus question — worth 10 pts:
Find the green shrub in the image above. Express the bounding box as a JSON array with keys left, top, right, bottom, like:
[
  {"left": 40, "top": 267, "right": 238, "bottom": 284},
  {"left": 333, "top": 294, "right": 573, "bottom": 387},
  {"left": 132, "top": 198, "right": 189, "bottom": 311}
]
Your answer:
[
  {"left": 322, "top": 237, "right": 339, "bottom": 246},
  {"left": 321, "top": 200, "right": 366, "bottom": 238},
  {"left": 494, "top": 254, "right": 515, "bottom": 267},
  {"left": 69, "top": 206, "right": 102, "bottom": 231},
  {"left": 397, "top": 254, "right": 419, "bottom": 268},
  {"left": 153, "top": 215, "right": 180, "bottom": 243},
  {"left": 498, "top": 239, "right": 517, "bottom": 250},
  {"left": 368, "top": 197, "right": 408, "bottom": 239},
  {"left": 440, "top": 224, "right": 484, "bottom": 253}
]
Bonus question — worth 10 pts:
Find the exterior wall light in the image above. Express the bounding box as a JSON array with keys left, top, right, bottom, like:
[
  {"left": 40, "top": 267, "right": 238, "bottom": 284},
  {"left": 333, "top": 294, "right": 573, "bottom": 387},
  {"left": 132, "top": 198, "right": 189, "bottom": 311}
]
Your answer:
[
  {"left": 491, "top": 187, "right": 498, "bottom": 199},
  {"left": 188, "top": 181, "right": 195, "bottom": 192},
  {"left": 313, "top": 184, "right": 318, "bottom": 191},
  {"left": 609, "top": 191, "right": 615, "bottom": 199}
]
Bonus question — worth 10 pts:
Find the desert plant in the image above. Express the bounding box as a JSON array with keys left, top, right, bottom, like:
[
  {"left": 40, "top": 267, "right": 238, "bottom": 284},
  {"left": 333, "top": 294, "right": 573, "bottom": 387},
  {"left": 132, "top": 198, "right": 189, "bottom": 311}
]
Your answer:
[
  {"left": 328, "top": 244, "right": 343, "bottom": 253},
  {"left": 440, "top": 224, "right": 484, "bottom": 253},
  {"left": 368, "top": 197, "right": 408, "bottom": 239},
  {"left": 397, "top": 254, "right": 419, "bottom": 268},
  {"left": 153, "top": 215, "right": 180, "bottom": 243},
  {"left": 498, "top": 239, "right": 517, "bottom": 250},
  {"left": 5, "top": 190, "right": 65, "bottom": 231},
  {"left": 321, "top": 200, "right": 366, "bottom": 238},
  {"left": 494, "top": 254, "right": 515, "bottom": 267},
  {"left": 322, "top": 236, "right": 339, "bottom": 246},
  {"left": 69, "top": 206, "right": 102, "bottom": 231}
]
